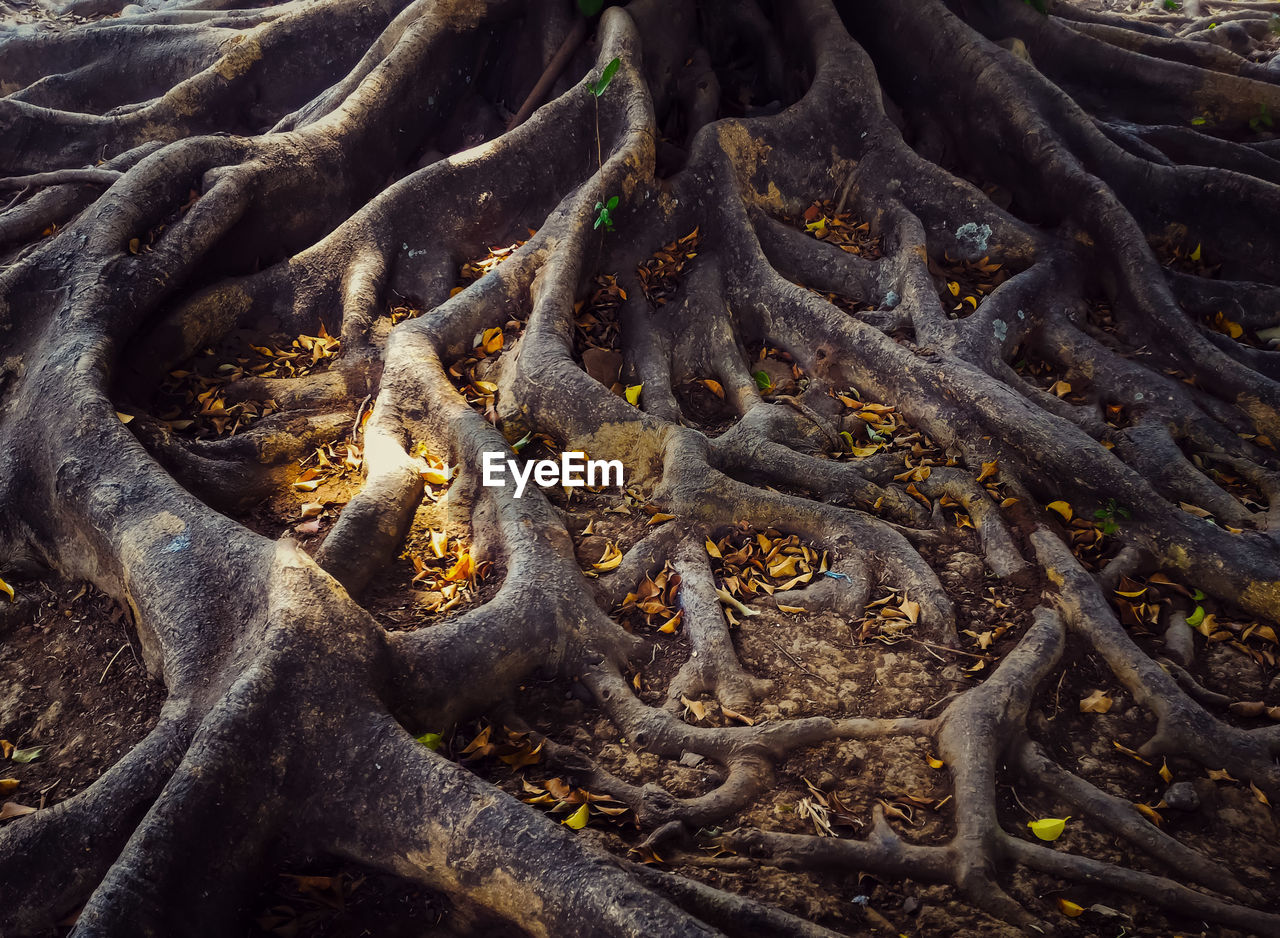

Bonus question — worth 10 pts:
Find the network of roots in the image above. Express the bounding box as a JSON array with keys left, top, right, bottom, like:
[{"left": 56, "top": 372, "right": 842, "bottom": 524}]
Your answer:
[{"left": 2, "top": 0, "right": 1280, "bottom": 936}]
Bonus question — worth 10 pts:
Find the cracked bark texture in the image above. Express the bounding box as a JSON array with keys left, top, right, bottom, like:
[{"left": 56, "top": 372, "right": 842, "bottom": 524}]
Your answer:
[{"left": 2, "top": 0, "right": 1280, "bottom": 935}]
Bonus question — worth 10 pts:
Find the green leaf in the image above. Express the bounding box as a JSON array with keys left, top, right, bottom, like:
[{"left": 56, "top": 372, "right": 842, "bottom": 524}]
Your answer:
[
  {"left": 1192, "top": 588, "right": 1205, "bottom": 601},
  {"left": 1187, "top": 606, "right": 1205, "bottom": 628},
  {"left": 1162, "top": 0, "right": 1179, "bottom": 9},
  {"left": 607, "top": 195, "right": 619, "bottom": 210},
  {"left": 1022, "top": 0, "right": 1048, "bottom": 12},
  {"left": 415, "top": 732, "right": 444, "bottom": 751},
  {"left": 511, "top": 431, "right": 533, "bottom": 453},
  {"left": 753, "top": 370, "right": 772, "bottom": 391},
  {"left": 591, "top": 57, "right": 621, "bottom": 98},
  {"left": 11, "top": 748, "right": 41, "bottom": 764},
  {"left": 577, "top": 0, "right": 604, "bottom": 15},
  {"left": 594, "top": 216, "right": 604, "bottom": 230}
]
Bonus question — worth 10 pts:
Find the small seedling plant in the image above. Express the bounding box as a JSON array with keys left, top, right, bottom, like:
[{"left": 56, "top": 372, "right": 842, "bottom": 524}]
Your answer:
[
  {"left": 1094, "top": 498, "right": 1131, "bottom": 536},
  {"left": 594, "top": 196, "right": 618, "bottom": 232},
  {"left": 587, "top": 57, "right": 622, "bottom": 238},
  {"left": 587, "top": 57, "right": 620, "bottom": 171}
]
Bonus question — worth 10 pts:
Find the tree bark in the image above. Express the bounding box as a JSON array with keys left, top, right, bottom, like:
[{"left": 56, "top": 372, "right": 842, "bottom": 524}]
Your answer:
[{"left": 2, "top": 0, "right": 1280, "bottom": 935}]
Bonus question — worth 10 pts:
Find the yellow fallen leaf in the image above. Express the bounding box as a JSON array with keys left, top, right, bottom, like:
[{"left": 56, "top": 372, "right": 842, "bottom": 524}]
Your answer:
[
  {"left": 657, "top": 611, "right": 682, "bottom": 634},
  {"left": 0, "top": 577, "right": 12, "bottom": 603},
  {"left": 592, "top": 543, "right": 622, "bottom": 571},
  {"left": 481, "top": 327, "right": 503, "bottom": 354},
  {"left": 1190, "top": 243, "right": 1202, "bottom": 261},
  {"left": 1251, "top": 782, "right": 1271, "bottom": 807},
  {"left": 1057, "top": 898, "right": 1085, "bottom": 918},
  {"left": 721, "top": 707, "right": 754, "bottom": 726},
  {"left": 776, "top": 603, "right": 807, "bottom": 614},
  {"left": 0, "top": 780, "right": 16, "bottom": 796},
  {"left": 1179, "top": 501, "right": 1213, "bottom": 519},
  {"left": 1079, "top": 689, "right": 1112, "bottom": 713},
  {"left": 1135, "top": 803, "right": 1163, "bottom": 826},
  {"left": 444, "top": 552, "right": 474, "bottom": 581},
  {"left": 647, "top": 513, "right": 674, "bottom": 526},
  {"left": 1207, "top": 768, "right": 1235, "bottom": 782},
  {"left": 422, "top": 462, "right": 452, "bottom": 486},
  {"left": 1113, "top": 740, "right": 1152, "bottom": 765},
  {"left": 299, "top": 502, "right": 324, "bottom": 519},
  {"left": 702, "top": 379, "right": 725, "bottom": 398},
  {"left": 1027, "top": 817, "right": 1069, "bottom": 841},
  {"left": 429, "top": 529, "right": 448, "bottom": 559},
  {"left": 977, "top": 460, "right": 998, "bottom": 482},
  {"left": 680, "top": 695, "right": 708, "bottom": 721},
  {"left": 1159, "top": 759, "right": 1173, "bottom": 784},
  {"left": 563, "top": 804, "right": 589, "bottom": 829},
  {"left": 705, "top": 538, "right": 722, "bottom": 559},
  {"left": 624, "top": 384, "right": 642, "bottom": 406},
  {"left": 1046, "top": 501, "right": 1072, "bottom": 521},
  {"left": 926, "top": 754, "right": 945, "bottom": 769}
]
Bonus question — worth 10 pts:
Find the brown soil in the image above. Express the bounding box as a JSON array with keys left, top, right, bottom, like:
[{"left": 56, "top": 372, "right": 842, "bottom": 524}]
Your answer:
[{"left": 0, "top": 581, "right": 163, "bottom": 812}]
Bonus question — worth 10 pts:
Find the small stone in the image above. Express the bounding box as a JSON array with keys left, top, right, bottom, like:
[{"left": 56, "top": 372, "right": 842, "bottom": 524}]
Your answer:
[
  {"left": 1163, "top": 781, "right": 1200, "bottom": 812},
  {"left": 582, "top": 348, "right": 623, "bottom": 388},
  {"left": 1205, "top": 644, "right": 1264, "bottom": 698},
  {"left": 573, "top": 535, "right": 609, "bottom": 567},
  {"left": 1076, "top": 756, "right": 1102, "bottom": 777},
  {"left": 678, "top": 751, "right": 704, "bottom": 768},
  {"left": 1163, "top": 615, "right": 1195, "bottom": 667},
  {"left": 944, "top": 551, "right": 985, "bottom": 583},
  {"left": 902, "top": 897, "right": 920, "bottom": 915}
]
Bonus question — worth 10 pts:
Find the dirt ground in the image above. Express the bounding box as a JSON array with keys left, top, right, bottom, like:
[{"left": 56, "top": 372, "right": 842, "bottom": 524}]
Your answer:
[{"left": 2, "top": 0, "right": 1279, "bottom": 935}]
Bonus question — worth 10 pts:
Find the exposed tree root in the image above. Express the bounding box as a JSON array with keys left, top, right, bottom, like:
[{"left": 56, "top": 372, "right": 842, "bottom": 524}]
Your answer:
[{"left": 2, "top": 0, "right": 1280, "bottom": 935}]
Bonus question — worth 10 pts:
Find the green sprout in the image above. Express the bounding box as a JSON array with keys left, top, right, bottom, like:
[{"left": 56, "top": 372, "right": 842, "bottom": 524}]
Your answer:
[
  {"left": 594, "top": 196, "right": 618, "bottom": 232},
  {"left": 1249, "top": 103, "right": 1274, "bottom": 134},
  {"left": 1093, "top": 498, "right": 1131, "bottom": 536},
  {"left": 587, "top": 57, "right": 620, "bottom": 99}
]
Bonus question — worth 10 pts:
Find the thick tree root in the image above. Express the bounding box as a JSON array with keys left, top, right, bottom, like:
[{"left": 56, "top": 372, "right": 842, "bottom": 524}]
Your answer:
[{"left": 2, "top": 0, "right": 1280, "bottom": 935}]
